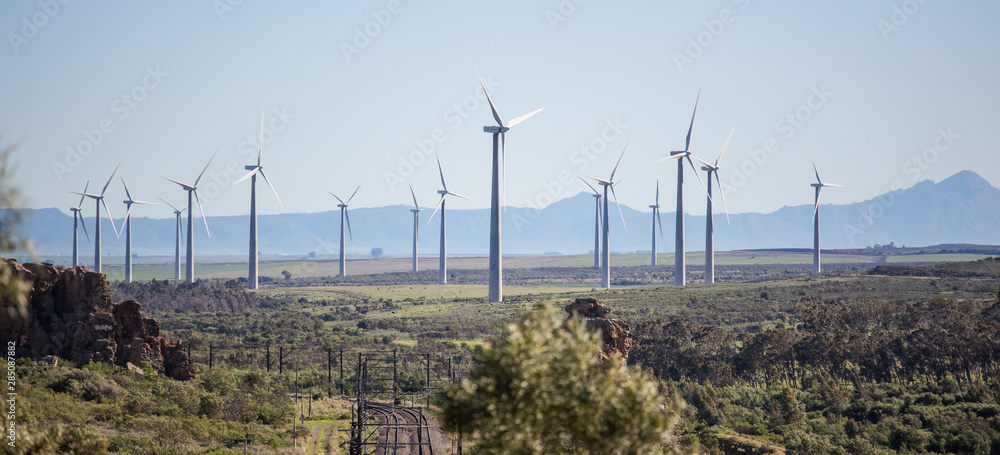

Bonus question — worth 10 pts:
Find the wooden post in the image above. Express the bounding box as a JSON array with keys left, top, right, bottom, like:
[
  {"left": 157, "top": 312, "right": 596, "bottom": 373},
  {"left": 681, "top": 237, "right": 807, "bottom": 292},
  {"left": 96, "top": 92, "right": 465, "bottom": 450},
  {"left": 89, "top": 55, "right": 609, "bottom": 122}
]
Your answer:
[
  {"left": 209, "top": 344, "right": 213, "bottom": 370},
  {"left": 327, "top": 349, "right": 332, "bottom": 398}
]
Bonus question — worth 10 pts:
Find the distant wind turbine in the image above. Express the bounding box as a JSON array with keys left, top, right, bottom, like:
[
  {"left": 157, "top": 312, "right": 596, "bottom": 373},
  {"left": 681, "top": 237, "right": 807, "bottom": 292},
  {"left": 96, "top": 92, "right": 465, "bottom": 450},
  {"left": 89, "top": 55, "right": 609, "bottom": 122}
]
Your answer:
[
  {"left": 579, "top": 177, "right": 602, "bottom": 269},
  {"left": 157, "top": 197, "right": 186, "bottom": 280},
  {"left": 700, "top": 127, "right": 734, "bottom": 284},
  {"left": 117, "top": 174, "right": 157, "bottom": 283},
  {"left": 408, "top": 185, "right": 421, "bottom": 273},
  {"left": 657, "top": 92, "right": 712, "bottom": 286},
  {"left": 427, "top": 152, "right": 474, "bottom": 285},
  {"left": 162, "top": 152, "right": 216, "bottom": 282},
  {"left": 330, "top": 185, "right": 360, "bottom": 277},
  {"left": 475, "top": 68, "right": 543, "bottom": 303},
  {"left": 69, "top": 164, "right": 119, "bottom": 273},
  {"left": 649, "top": 180, "right": 664, "bottom": 266},
  {"left": 234, "top": 111, "right": 283, "bottom": 290},
  {"left": 810, "top": 152, "right": 844, "bottom": 274},
  {"left": 586, "top": 144, "right": 628, "bottom": 289},
  {"left": 69, "top": 181, "right": 90, "bottom": 267}
]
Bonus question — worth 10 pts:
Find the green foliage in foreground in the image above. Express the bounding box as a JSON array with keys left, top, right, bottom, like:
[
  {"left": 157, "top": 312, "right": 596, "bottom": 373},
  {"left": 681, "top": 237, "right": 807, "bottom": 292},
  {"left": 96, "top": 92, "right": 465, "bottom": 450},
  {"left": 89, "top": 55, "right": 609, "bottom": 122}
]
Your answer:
[{"left": 442, "top": 306, "right": 685, "bottom": 454}]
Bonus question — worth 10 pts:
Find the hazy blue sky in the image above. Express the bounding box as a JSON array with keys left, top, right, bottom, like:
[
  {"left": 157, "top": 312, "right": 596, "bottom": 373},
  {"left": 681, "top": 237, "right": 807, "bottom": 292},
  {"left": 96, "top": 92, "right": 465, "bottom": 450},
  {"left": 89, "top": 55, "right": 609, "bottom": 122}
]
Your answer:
[{"left": 3, "top": 1, "right": 997, "bottom": 221}]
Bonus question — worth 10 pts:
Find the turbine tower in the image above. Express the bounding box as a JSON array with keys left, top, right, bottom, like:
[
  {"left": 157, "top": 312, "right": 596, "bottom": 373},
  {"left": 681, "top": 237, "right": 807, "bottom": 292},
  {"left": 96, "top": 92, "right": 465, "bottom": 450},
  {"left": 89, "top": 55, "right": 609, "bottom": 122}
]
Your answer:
[
  {"left": 586, "top": 145, "right": 628, "bottom": 289},
  {"left": 69, "top": 164, "right": 119, "bottom": 273},
  {"left": 163, "top": 152, "right": 216, "bottom": 282},
  {"left": 810, "top": 153, "right": 844, "bottom": 274},
  {"left": 579, "top": 177, "right": 602, "bottom": 269},
  {"left": 475, "top": 69, "right": 543, "bottom": 303},
  {"left": 330, "top": 185, "right": 360, "bottom": 277},
  {"left": 235, "top": 111, "right": 282, "bottom": 290},
  {"left": 657, "top": 92, "right": 711, "bottom": 286},
  {"left": 408, "top": 185, "right": 421, "bottom": 273},
  {"left": 649, "top": 180, "right": 663, "bottom": 266},
  {"left": 117, "top": 174, "right": 157, "bottom": 283},
  {"left": 700, "top": 128, "right": 734, "bottom": 284},
  {"left": 427, "top": 152, "right": 474, "bottom": 285},
  {"left": 157, "top": 197, "right": 186, "bottom": 281},
  {"left": 69, "top": 181, "right": 90, "bottom": 267}
]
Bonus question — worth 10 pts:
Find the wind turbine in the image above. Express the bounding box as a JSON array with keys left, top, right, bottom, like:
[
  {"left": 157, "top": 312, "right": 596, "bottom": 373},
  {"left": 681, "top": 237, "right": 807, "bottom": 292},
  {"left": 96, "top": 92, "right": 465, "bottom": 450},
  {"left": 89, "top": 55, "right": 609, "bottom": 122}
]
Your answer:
[
  {"left": 117, "top": 174, "right": 157, "bottom": 283},
  {"left": 657, "top": 92, "right": 711, "bottom": 286},
  {"left": 408, "top": 185, "right": 421, "bottom": 273},
  {"left": 700, "top": 128, "right": 734, "bottom": 284},
  {"left": 427, "top": 152, "right": 474, "bottom": 285},
  {"left": 586, "top": 145, "right": 628, "bottom": 289},
  {"left": 330, "top": 185, "right": 360, "bottom": 277},
  {"left": 69, "top": 181, "right": 90, "bottom": 267},
  {"left": 162, "top": 152, "right": 216, "bottom": 282},
  {"left": 157, "top": 197, "right": 186, "bottom": 281},
  {"left": 69, "top": 164, "right": 119, "bottom": 273},
  {"left": 809, "top": 153, "right": 844, "bottom": 274},
  {"left": 234, "top": 111, "right": 283, "bottom": 290},
  {"left": 579, "top": 177, "right": 602, "bottom": 269},
  {"left": 475, "top": 68, "right": 543, "bottom": 303},
  {"left": 649, "top": 180, "right": 664, "bottom": 266}
]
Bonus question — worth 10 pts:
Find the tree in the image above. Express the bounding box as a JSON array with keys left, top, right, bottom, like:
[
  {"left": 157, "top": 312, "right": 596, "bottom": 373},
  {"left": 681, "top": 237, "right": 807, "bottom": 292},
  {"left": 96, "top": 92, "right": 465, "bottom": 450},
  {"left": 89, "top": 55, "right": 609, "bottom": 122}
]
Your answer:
[
  {"left": 0, "top": 142, "right": 31, "bottom": 319},
  {"left": 281, "top": 270, "right": 291, "bottom": 280},
  {"left": 370, "top": 247, "right": 384, "bottom": 259},
  {"left": 442, "top": 306, "right": 684, "bottom": 454}
]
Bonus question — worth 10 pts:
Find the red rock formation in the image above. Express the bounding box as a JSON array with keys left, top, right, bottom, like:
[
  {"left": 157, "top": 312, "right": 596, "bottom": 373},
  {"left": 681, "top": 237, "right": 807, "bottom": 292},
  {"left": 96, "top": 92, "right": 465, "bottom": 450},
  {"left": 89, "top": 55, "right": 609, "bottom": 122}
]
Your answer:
[
  {"left": 0, "top": 259, "right": 194, "bottom": 380},
  {"left": 564, "top": 297, "right": 633, "bottom": 361}
]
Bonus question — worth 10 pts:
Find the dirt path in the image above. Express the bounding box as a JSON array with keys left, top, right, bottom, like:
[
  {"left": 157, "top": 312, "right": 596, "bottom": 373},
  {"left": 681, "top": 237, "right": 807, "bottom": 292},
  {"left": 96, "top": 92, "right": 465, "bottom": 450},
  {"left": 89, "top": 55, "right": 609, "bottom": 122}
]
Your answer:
[{"left": 310, "top": 423, "right": 337, "bottom": 454}]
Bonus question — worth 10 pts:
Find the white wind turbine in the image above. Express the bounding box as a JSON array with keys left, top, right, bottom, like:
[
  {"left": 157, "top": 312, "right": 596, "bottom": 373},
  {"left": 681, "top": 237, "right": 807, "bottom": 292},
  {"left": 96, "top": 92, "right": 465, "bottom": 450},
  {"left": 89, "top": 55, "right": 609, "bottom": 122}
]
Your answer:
[
  {"left": 156, "top": 197, "right": 186, "bottom": 281},
  {"left": 427, "top": 152, "right": 474, "bottom": 285},
  {"left": 586, "top": 145, "right": 628, "bottom": 289},
  {"left": 234, "top": 111, "right": 283, "bottom": 290},
  {"left": 700, "top": 127, "right": 734, "bottom": 284},
  {"left": 657, "top": 92, "right": 712, "bottom": 286},
  {"left": 69, "top": 164, "right": 119, "bottom": 273},
  {"left": 579, "top": 177, "right": 602, "bottom": 269},
  {"left": 69, "top": 181, "right": 90, "bottom": 267},
  {"left": 408, "top": 185, "right": 421, "bottom": 273},
  {"left": 649, "top": 180, "right": 664, "bottom": 266},
  {"left": 810, "top": 152, "right": 844, "bottom": 274},
  {"left": 162, "top": 152, "right": 216, "bottom": 282},
  {"left": 475, "top": 68, "right": 543, "bottom": 303},
  {"left": 117, "top": 174, "right": 157, "bottom": 283},
  {"left": 330, "top": 185, "right": 360, "bottom": 277}
]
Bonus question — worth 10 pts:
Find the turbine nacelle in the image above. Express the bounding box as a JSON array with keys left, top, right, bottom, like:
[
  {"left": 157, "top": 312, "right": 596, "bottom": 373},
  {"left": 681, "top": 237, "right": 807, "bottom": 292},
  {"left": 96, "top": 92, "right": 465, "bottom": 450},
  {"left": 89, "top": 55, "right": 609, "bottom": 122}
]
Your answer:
[{"left": 483, "top": 126, "right": 508, "bottom": 134}]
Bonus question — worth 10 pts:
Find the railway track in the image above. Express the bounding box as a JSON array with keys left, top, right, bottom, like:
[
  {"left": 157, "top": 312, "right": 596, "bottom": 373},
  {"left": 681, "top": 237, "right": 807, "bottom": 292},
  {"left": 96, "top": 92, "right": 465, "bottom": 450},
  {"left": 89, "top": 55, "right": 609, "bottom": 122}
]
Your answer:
[{"left": 362, "top": 402, "right": 437, "bottom": 455}]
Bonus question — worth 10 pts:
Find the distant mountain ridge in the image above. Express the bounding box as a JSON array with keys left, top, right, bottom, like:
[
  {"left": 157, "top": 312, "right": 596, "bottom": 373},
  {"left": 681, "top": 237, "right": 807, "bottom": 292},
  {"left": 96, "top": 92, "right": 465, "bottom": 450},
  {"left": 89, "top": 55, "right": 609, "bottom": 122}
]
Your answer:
[{"left": 13, "top": 170, "right": 1000, "bottom": 258}]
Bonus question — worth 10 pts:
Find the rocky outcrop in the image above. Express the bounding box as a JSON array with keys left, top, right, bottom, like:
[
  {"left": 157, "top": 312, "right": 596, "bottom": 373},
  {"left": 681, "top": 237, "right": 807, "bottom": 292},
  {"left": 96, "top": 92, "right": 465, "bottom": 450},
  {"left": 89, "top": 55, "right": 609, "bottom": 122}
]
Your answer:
[
  {"left": 0, "top": 259, "right": 195, "bottom": 380},
  {"left": 565, "top": 297, "right": 632, "bottom": 361}
]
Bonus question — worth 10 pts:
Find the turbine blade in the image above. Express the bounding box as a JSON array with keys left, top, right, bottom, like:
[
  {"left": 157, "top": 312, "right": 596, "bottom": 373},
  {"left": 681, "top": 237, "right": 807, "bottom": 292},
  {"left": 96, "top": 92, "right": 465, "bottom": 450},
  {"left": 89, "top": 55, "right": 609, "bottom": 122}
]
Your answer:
[
  {"left": 258, "top": 169, "right": 283, "bottom": 208},
  {"left": 506, "top": 108, "right": 543, "bottom": 128},
  {"left": 684, "top": 90, "right": 700, "bottom": 153},
  {"left": 257, "top": 109, "right": 264, "bottom": 167},
  {"left": 120, "top": 173, "right": 132, "bottom": 202},
  {"left": 474, "top": 68, "right": 504, "bottom": 126},
  {"left": 156, "top": 197, "right": 181, "bottom": 212},
  {"left": 77, "top": 181, "right": 90, "bottom": 208},
  {"left": 69, "top": 191, "right": 101, "bottom": 199},
  {"left": 345, "top": 208, "right": 353, "bottom": 242},
  {"left": 687, "top": 157, "right": 713, "bottom": 204},
  {"left": 610, "top": 184, "right": 627, "bottom": 232},
  {"left": 194, "top": 151, "right": 219, "bottom": 187},
  {"left": 426, "top": 195, "right": 446, "bottom": 225},
  {"left": 447, "top": 191, "right": 475, "bottom": 202},
  {"left": 813, "top": 187, "right": 822, "bottom": 220},
  {"left": 716, "top": 126, "right": 735, "bottom": 166},
  {"left": 101, "top": 199, "right": 118, "bottom": 238},
  {"left": 409, "top": 184, "right": 419, "bottom": 210},
  {"left": 809, "top": 150, "right": 823, "bottom": 185},
  {"left": 715, "top": 171, "right": 730, "bottom": 224},
  {"left": 609, "top": 143, "right": 628, "bottom": 182},
  {"left": 234, "top": 168, "right": 258, "bottom": 185},
  {"left": 347, "top": 184, "right": 360, "bottom": 204},
  {"left": 162, "top": 177, "right": 191, "bottom": 189},
  {"left": 132, "top": 200, "right": 158, "bottom": 205},
  {"left": 435, "top": 151, "right": 448, "bottom": 191},
  {"left": 579, "top": 176, "right": 600, "bottom": 195},
  {"left": 655, "top": 179, "right": 660, "bottom": 205},
  {"left": 178, "top": 216, "right": 184, "bottom": 245},
  {"left": 77, "top": 212, "right": 90, "bottom": 243},
  {"left": 330, "top": 192, "right": 346, "bottom": 205},
  {"left": 101, "top": 162, "right": 121, "bottom": 197},
  {"left": 656, "top": 154, "right": 684, "bottom": 163},
  {"left": 117, "top": 204, "right": 132, "bottom": 238},
  {"left": 194, "top": 190, "right": 210, "bottom": 237},
  {"left": 585, "top": 176, "right": 611, "bottom": 185},
  {"left": 691, "top": 155, "right": 713, "bottom": 168},
  {"left": 823, "top": 183, "right": 845, "bottom": 188},
  {"left": 656, "top": 207, "right": 664, "bottom": 237}
]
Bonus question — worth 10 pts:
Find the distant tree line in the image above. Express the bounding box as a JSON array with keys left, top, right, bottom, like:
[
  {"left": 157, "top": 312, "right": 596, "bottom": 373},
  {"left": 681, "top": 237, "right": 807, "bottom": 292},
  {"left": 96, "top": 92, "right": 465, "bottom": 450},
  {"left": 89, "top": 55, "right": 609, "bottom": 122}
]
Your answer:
[{"left": 112, "top": 279, "right": 259, "bottom": 313}]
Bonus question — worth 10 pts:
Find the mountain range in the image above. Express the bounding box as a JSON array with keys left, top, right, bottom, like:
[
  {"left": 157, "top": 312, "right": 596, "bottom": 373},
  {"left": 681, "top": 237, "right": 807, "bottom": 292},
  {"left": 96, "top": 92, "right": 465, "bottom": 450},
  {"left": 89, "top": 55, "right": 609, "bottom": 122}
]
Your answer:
[{"left": 13, "top": 170, "right": 1000, "bottom": 259}]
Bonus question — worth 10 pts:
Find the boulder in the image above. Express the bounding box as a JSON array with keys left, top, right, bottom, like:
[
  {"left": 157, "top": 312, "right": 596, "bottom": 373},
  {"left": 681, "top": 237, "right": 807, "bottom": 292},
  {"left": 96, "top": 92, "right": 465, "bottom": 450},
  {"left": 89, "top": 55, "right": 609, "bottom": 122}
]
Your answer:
[
  {"left": 564, "top": 297, "right": 632, "bottom": 361},
  {"left": 0, "top": 259, "right": 195, "bottom": 380}
]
